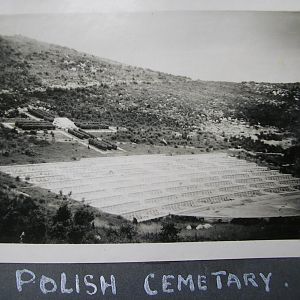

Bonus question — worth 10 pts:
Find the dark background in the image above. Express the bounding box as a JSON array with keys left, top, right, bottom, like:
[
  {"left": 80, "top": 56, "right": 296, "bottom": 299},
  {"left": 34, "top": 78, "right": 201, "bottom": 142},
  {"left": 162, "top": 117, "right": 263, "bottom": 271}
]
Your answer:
[{"left": 0, "top": 257, "right": 299, "bottom": 299}]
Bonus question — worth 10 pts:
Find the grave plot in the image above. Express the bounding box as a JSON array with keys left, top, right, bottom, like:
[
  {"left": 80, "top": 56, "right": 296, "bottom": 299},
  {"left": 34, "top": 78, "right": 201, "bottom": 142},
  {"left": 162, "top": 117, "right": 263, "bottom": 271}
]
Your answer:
[
  {"left": 1, "top": 153, "right": 300, "bottom": 222},
  {"left": 178, "top": 190, "right": 300, "bottom": 219}
]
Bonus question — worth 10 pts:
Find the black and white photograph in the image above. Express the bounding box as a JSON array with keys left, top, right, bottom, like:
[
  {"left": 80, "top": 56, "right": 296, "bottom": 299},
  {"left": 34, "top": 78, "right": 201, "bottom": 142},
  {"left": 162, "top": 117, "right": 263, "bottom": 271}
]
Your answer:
[{"left": 0, "top": 0, "right": 299, "bottom": 244}]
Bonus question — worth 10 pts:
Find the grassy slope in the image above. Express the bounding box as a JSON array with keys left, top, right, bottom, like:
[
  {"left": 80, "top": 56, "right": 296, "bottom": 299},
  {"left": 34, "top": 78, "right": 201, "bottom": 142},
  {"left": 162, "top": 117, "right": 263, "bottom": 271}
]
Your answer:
[
  {"left": 0, "top": 123, "right": 104, "bottom": 165},
  {"left": 1, "top": 35, "right": 299, "bottom": 152},
  {"left": 0, "top": 35, "right": 298, "bottom": 128},
  {"left": 0, "top": 34, "right": 299, "bottom": 140}
]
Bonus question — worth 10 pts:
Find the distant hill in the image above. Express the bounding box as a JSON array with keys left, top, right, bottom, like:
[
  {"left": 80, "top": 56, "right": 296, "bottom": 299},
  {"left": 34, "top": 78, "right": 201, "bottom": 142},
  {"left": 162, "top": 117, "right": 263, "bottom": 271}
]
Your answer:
[
  {"left": 0, "top": 34, "right": 299, "bottom": 128},
  {"left": 0, "top": 35, "right": 300, "bottom": 173}
]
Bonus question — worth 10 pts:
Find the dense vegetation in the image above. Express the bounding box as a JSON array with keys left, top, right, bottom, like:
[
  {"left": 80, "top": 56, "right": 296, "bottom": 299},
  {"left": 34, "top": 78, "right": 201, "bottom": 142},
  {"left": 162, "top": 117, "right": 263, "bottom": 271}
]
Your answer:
[
  {"left": 0, "top": 172, "right": 96, "bottom": 243},
  {"left": 0, "top": 124, "right": 49, "bottom": 159}
]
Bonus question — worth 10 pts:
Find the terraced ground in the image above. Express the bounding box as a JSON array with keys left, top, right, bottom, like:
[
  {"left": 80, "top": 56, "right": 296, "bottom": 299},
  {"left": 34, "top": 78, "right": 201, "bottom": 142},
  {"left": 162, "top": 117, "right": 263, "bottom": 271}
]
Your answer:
[{"left": 0, "top": 153, "right": 299, "bottom": 222}]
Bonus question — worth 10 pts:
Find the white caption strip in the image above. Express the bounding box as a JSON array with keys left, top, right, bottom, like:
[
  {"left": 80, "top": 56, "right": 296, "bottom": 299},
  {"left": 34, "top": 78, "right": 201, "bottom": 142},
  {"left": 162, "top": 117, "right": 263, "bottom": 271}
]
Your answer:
[{"left": 0, "top": 240, "right": 299, "bottom": 263}]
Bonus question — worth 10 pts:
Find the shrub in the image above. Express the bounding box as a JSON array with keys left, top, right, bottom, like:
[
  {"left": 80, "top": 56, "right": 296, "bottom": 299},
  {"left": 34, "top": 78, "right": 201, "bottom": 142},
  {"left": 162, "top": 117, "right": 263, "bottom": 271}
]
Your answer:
[
  {"left": 0, "top": 192, "right": 47, "bottom": 243},
  {"left": 73, "top": 206, "right": 94, "bottom": 226},
  {"left": 119, "top": 223, "right": 137, "bottom": 240},
  {"left": 159, "top": 221, "right": 180, "bottom": 242}
]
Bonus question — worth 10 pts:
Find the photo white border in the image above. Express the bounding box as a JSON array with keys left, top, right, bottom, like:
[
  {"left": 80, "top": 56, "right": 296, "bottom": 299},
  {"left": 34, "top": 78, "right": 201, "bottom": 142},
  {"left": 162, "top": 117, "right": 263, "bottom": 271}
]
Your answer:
[{"left": 0, "top": 240, "right": 299, "bottom": 263}]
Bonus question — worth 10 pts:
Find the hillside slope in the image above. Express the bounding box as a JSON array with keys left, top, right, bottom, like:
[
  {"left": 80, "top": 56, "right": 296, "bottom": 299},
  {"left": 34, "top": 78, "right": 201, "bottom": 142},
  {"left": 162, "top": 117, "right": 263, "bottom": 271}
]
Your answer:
[
  {"left": 0, "top": 35, "right": 299, "bottom": 128},
  {"left": 0, "top": 34, "right": 300, "bottom": 175},
  {"left": 0, "top": 35, "right": 300, "bottom": 244}
]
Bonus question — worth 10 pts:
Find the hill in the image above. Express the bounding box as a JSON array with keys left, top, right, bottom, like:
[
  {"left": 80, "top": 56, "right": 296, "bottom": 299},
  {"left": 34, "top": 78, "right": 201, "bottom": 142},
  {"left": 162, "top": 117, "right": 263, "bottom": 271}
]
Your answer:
[
  {"left": 0, "top": 35, "right": 300, "bottom": 244},
  {"left": 0, "top": 34, "right": 300, "bottom": 175}
]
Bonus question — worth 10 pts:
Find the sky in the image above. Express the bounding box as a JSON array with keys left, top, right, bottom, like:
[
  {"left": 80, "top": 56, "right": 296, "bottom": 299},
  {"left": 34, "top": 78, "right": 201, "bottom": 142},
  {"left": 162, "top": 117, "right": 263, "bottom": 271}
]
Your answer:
[{"left": 0, "top": 1, "right": 299, "bottom": 82}]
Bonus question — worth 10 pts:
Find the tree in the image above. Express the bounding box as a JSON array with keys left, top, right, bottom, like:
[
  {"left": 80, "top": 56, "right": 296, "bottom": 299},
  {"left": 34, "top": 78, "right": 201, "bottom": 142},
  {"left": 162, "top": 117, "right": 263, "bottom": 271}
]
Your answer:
[
  {"left": 119, "top": 223, "right": 137, "bottom": 240},
  {"left": 0, "top": 192, "right": 47, "bottom": 243},
  {"left": 73, "top": 206, "right": 94, "bottom": 226},
  {"left": 50, "top": 203, "right": 72, "bottom": 242},
  {"left": 159, "top": 221, "right": 180, "bottom": 242},
  {"left": 68, "top": 206, "right": 95, "bottom": 243},
  {"left": 53, "top": 203, "right": 72, "bottom": 224}
]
